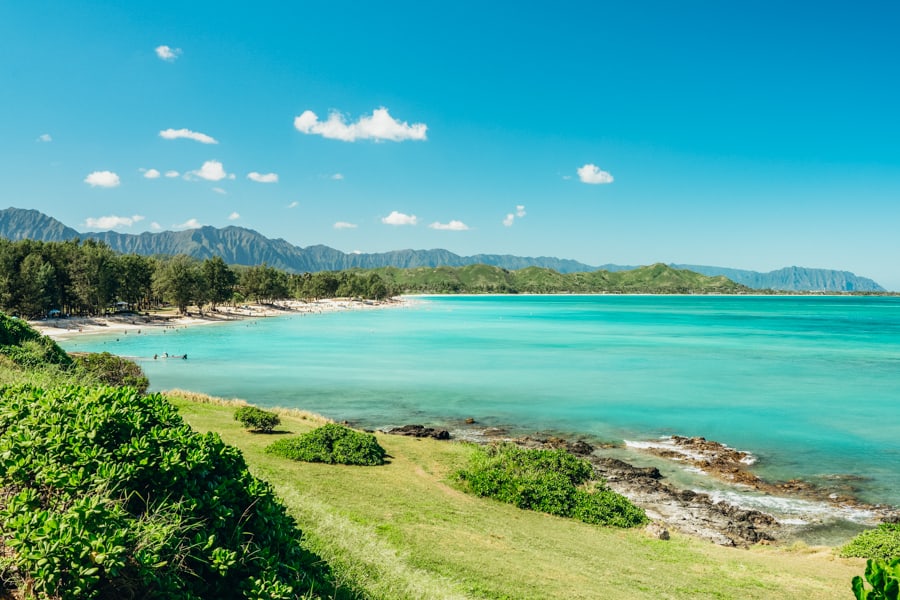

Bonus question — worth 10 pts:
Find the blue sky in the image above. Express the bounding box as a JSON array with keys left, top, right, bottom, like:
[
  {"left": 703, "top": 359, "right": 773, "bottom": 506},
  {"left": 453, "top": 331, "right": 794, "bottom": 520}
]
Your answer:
[{"left": 2, "top": 1, "right": 899, "bottom": 289}]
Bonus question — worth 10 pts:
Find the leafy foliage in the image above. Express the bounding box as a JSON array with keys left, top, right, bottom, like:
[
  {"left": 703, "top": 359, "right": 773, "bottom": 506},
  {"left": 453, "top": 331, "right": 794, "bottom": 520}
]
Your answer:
[
  {"left": 0, "top": 384, "right": 341, "bottom": 599},
  {"left": 455, "top": 443, "right": 647, "bottom": 528},
  {"left": 0, "top": 311, "right": 72, "bottom": 368},
  {"left": 234, "top": 405, "right": 281, "bottom": 433},
  {"left": 852, "top": 557, "right": 900, "bottom": 600},
  {"left": 152, "top": 254, "right": 203, "bottom": 315},
  {"left": 73, "top": 351, "right": 149, "bottom": 394},
  {"left": 843, "top": 523, "right": 900, "bottom": 560},
  {"left": 266, "top": 423, "right": 386, "bottom": 466},
  {"left": 375, "top": 263, "right": 749, "bottom": 294}
]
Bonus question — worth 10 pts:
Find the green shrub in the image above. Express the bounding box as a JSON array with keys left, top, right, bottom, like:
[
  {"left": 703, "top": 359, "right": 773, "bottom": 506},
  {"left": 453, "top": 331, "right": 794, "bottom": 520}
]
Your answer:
[
  {"left": 852, "top": 557, "right": 900, "bottom": 600},
  {"left": 843, "top": 523, "right": 900, "bottom": 560},
  {"left": 266, "top": 423, "right": 386, "bottom": 466},
  {"left": 573, "top": 487, "right": 651, "bottom": 528},
  {"left": 73, "top": 351, "right": 149, "bottom": 394},
  {"left": 0, "top": 384, "right": 342, "bottom": 599},
  {"left": 234, "top": 405, "right": 281, "bottom": 433},
  {"left": 455, "top": 443, "right": 647, "bottom": 528},
  {"left": 0, "top": 312, "right": 72, "bottom": 368}
]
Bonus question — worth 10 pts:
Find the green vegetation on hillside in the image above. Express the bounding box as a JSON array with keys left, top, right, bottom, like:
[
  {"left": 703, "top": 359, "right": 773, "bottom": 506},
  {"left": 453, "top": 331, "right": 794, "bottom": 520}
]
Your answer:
[
  {"left": 0, "top": 310, "right": 72, "bottom": 368},
  {"left": 267, "top": 423, "right": 387, "bottom": 466},
  {"left": 234, "top": 405, "right": 282, "bottom": 432},
  {"left": 455, "top": 443, "right": 647, "bottom": 528},
  {"left": 72, "top": 351, "right": 150, "bottom": 394},
  {"left": 0, "top": 385, "right": 344, "bottom": 599},
  {"left": 843, "top": 523, "right": 900, "bottom": 560},
  {"left": 375, "top": 262, "right": 750, "bottom": 294}
]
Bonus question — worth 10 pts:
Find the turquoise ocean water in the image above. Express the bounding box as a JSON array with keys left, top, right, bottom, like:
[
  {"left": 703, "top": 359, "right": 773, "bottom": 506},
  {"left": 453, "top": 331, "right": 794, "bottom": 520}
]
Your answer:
[{"left": 61, "top": 295, "right": 900, "bottom": 533}]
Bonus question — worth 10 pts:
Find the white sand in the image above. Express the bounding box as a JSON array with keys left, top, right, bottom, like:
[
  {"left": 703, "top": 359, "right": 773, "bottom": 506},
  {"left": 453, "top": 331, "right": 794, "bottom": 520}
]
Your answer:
[{"left": 30, "top": 297, "right": 414, "bottom": 340}]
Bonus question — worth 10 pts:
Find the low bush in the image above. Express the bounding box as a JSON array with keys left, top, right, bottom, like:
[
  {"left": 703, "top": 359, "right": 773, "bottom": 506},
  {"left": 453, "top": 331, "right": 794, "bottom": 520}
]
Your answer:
[
  {"left": 73, "top": 351, "right": 149, "bottom": 394},
  {"left": 266, "top": 423, "right": 386, "bottom": 466},
  {"left": 852, "top": 557, "right": 900, "bottom": 600},
  {"left": 0, "top": 384, "right": 343, "bottom": 599},
  {"left": 572, "top": 486, "right": 650, "bottom": 528},
  {"left": 455, "top": 443, "right": 647, "bottom": 528},
  {"left": 843, "top": 523, "right": 900, "bottom": 560},
  {"left": 0, "top": 312, "right": 72, "bottom": 368},
  {"left": 235, "top": 405, "right": 281, "bottom": 433}
]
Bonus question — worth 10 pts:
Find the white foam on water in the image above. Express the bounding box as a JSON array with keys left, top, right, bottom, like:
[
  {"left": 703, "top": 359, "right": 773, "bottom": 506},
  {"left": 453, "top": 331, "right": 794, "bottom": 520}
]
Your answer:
[
  {"left": 624, "top": 436, "right": 756, "bottom": 465},
  {"left": 683, "top": 466, "right": 708, "bottom": 476},
  {"left": 703, "top": 489, "right": 880, "bottom": 525},
  {"left": 779, "top": 518, "right": 810, "bottom": 526}
]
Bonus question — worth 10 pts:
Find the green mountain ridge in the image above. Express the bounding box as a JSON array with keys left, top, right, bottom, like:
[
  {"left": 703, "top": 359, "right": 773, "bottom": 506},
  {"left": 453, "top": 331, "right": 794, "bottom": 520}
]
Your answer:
[
  {"left": 0, "top": 207, "right": 885, "bottom": 292},
  {"left": 376, "top": 263, "right": 747, "bottom": 294}
]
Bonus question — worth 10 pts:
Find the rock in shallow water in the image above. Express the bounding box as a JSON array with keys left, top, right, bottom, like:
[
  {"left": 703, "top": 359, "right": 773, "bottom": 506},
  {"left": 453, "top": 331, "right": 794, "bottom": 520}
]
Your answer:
[{"left": 386, "top": 424, "right": 450, "bottom": 440}]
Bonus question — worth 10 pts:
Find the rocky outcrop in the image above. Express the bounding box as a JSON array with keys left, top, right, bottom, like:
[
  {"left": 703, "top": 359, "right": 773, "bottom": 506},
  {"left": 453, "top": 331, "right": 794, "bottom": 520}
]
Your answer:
[
  {"left": 590, "top": 456, "right": 777, "bottom": 546},
  {"left": 514, "top": 437, "right": 778, "bottom": 547},
  {"left": 386, "top": 424, "right": 451, "bottom": 440},
  {"left": 633, "top": 435, "right": 900, "bottom": 522}
]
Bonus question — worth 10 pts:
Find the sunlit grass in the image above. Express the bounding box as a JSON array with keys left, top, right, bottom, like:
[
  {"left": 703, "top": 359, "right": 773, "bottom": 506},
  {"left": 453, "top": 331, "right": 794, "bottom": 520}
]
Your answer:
[{"left": 169, "top": 391, "right": 863, "bottom": 599}]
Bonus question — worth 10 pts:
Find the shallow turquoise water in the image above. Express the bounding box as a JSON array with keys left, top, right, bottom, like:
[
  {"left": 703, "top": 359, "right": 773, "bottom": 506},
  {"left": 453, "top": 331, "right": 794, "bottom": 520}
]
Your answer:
[{"left": 62, "top": 295, "right": 900, "bottom": 512}]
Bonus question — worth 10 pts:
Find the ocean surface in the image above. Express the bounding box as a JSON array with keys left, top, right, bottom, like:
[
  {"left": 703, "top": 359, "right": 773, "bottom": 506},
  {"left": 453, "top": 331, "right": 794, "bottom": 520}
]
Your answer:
[{"left": 61, "top": 295, "right": 900, "bottom": 538}]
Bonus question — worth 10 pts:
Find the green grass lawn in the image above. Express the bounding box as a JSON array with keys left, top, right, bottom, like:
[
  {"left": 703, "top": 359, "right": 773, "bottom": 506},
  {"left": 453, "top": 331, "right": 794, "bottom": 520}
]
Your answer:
[{"left": 169, "top": 392, "right": 862, "bottom": 600}]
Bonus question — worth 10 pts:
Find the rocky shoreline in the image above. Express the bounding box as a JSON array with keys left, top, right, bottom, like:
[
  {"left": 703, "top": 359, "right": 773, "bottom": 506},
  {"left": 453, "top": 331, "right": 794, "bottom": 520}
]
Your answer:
[
  {"left": 384, "top": 424, "right": 899, "bottom": 547},
  {"left": 515, "top": 434, "right": 778, "bottom": 546},
  {"left": 629, "top": 435, "right": 899, "bottom": 521}
]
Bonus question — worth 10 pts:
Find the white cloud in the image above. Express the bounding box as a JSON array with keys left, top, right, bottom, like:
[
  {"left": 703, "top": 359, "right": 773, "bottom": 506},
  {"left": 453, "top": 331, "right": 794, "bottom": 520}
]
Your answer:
[
  {"left": 84, "top": 214, "right": 144, "bottom": 229},
  {"left": 334, "top": 221, "right": 358, "bottom": 229},
  {"left": 189, "top": 160, "right": 231, "bottom": 181},
  {"left": 159, "top": 128, "right": 218, "bottom": 144},
  {"left": 503, "top": 204, "right": 526, "bottom": 227},
  {"left": 150, "top": 222, "right": 162, "bottom": 230},
  {"left": 165, "top": 170, "right": 180, "bottom": 178},
  {"left": 247, "top": 171, "right": 278, "bottom": 183},
  {"left": 429, "top": 220, "right": 470, "bottom": 231},
  {"left": 577, "top": 163, "right": 614, "bottom": 184},
  {"left": 381, "top": 211, "right": 418, "bottom": 226},
  {"left": 84, "top": 170, "right": 121, "bottom": 188},
  {"left": 142, "top": 168, "right": 161, "bottom": 179},
  {"left": 155, "top": 45, "right": 182, "bottom": 61},
  {"left": 294, "top": 107, "right": 427, "bottom": 142},
  {"left": 37, "top": 133, "right": 52, "bottom": 143},
  {"left": 212, "top": 187, "right": 227, "bottom": 195},
  {"left": 228, "top": 212, "right": 240, "bottom": 220},
  {"left": 330, "top": 173, "right": 345, "bottom": 180},
  {"left": 287, "top": 201, "right": 299, "bottom": 209},
  {"left": 174, "top": 218, "right": 201, "bottom": 229}
]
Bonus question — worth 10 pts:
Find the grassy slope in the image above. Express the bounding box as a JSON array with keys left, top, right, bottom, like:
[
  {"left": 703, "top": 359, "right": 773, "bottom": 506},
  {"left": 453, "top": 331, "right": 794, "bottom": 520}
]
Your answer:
[{"left": 169, "top": 394, "right": 861, "bottom": 600}]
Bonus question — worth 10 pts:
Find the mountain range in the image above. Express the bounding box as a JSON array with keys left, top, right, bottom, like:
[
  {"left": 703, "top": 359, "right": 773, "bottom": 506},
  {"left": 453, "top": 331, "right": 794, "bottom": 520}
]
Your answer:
[{"left": 0, "top": 207, "right": 885, "bottom": 292}]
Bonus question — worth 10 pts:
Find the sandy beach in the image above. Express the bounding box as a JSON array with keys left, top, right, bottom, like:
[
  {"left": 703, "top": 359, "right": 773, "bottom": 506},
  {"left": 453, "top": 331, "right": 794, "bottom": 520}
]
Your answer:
[{"left": 29, "top": 297, "right": 413, "bottom": 341}]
